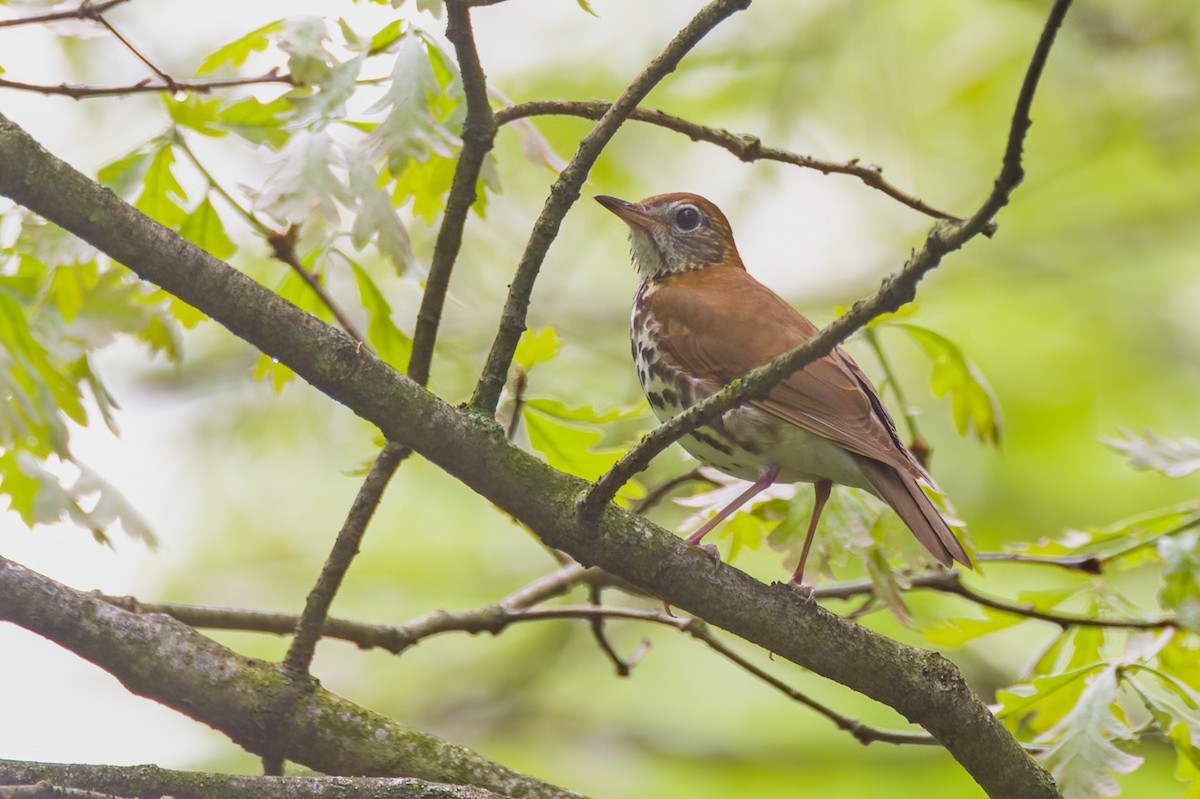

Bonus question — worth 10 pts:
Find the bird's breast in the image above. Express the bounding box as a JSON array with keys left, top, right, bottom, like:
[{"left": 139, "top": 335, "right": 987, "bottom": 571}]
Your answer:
[{"left": 630, "top": 288, "right": 872, "bottom": 490}]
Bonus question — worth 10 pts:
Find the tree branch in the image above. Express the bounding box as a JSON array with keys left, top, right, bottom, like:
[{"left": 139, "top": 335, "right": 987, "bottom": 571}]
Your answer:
[
  {"left": 0, "top": 71, "right": 291, "bottom": 99},
  {"left": 0, "top": 0, "right": 130, "bottom": 28},
  {"left": 0, "top": 105, "right": 1059, "bottom": 797},
  {"left": 578, "top": 0, "right": 1074, "bottom": 517},
  {"left": 495, "top": 100, "right": 975, "bottom": 227},
  {"left": 469, "top": 0, "right": 752, "bottom": 413},
  {"left": 0, "top": 759, "right": 511, "bottom": 799},
  {"left": 0, "top": 558, "right": 584, "bottom": 799}
]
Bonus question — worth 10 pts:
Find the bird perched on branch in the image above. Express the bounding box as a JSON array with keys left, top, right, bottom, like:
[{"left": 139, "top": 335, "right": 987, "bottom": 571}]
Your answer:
[{"left": 595, "top": 192, "right": 971, "bottom": 587}]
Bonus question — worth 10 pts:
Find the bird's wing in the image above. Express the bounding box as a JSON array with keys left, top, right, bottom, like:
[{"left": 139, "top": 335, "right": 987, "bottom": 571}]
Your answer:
[{"left": 648, "top": 266, "right": 924, "bottom": 480}]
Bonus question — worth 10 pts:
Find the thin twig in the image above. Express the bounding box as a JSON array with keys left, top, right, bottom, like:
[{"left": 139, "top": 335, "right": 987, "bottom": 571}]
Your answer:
[
  {"left": 496, "top": 101, "right": 976, "bottom": 228},
  {"left": 578, "top": 0, "right": 1074, "bottom": 518},
  {"left": 975, "top": 551, "right": 1104, "bottom": 574},
  {"left": 265, "top": 228, "right": 364, "bottom": 344},
  {"left": 174, "top": 135, "right": 273, "bottom": 237},
  {"left": 630, "top": 467, "right": 714, "bottom": 515},
  {"left": 469, "top": 0, "right": 752, "bottom": 414},
  {"left": 0, "top": 71, "right": 290, "bottom": 99},
  {"left": 89, "top": 12, "right": 176, "bottom": 90},
  {"left": 281, "top": 443, "right": 411, "bottom": 678},
  {"left": 0, "top": 0, "right": 129, "bottom": 28}
]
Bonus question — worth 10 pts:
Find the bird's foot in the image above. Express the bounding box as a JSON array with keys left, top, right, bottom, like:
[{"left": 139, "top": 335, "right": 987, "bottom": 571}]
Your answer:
[{"left": 697, "top": 542, "right": 720, "bottom": 559}]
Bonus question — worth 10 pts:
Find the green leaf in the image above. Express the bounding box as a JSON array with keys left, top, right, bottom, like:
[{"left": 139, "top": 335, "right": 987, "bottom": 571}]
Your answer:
[
  {"left": 521, "top": 406, "right": 627, "bottom": 482},
  {"left": 97, "top": 147, "right": 155, "bottom": 197},
  {"left": 165, "top": 96, "right": 225, "bottom": 137},
  {"left": 216, "top": 96, "right": 292, "bottom": 148},
  {"left": 1037, "top": 666, "right": 1143, "bottom": 799},
  {"left": 575, "top": 0, "right": 599, "bottom": 15},
  {"left": 197, "top": 20, "right": 283, "bottom": 74},
  {"left": 180, "top": 197, "right": 237, "bottom": 261},
  {"left": 513, "top": 327, "right": 562, "bottom": 371},
  {"left": 995, "top": 665, "right": 1102, "bottom": 733},
  {"left": 349, "top": 260, "right": 411, "bottom": 370},
  {"left": 523, "top": 397, "right": 644, "bottom": 425},
  {"left": 133, "top": 145, "right": 187, "bottom": 228},
  {"left": 920, "top": 606, "right": 1026, "bottom": 647},
  {"left": 369, "top": 19, "right": 407, "bottom": 54},
  {"left": 1161, "top": 531, "right": 1200, "bottom": 631},
  {"left": 1009, "top": 501, "right": 1200, "bottom": 563},
  {"left": 894, "top": 323, "right": 1002, "bottom": 445},
  {"left": 253, "top": 353, "right": 296, "bottom": 392}
]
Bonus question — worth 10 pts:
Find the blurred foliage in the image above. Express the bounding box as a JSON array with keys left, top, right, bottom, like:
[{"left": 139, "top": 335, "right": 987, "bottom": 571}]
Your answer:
[{"left": 3, "top": 0, "right": 1200, "bottom": 797}]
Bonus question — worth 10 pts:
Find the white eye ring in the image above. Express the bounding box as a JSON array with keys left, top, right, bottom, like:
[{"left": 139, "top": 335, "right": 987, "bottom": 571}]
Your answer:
[{"left": 673, "top": 205, "right": 702, "bottom": 232}]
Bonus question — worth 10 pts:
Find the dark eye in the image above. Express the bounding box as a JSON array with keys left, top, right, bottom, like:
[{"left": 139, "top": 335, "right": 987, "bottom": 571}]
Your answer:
[{"left": 673, "top": 205, "right": 702, "bottom": 232}]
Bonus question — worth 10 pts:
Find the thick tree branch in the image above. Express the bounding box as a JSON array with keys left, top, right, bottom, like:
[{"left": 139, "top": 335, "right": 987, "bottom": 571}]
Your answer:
[
  {"left": 495, "top": 100, "right": 974, "bottom": 227},
  {"left": 0, "top": 106, "right": 1057, "bottom": 796},
  {"left": 0, "top": 558, "right": 583, "bottom": 799},
  {"left": 579, "top": 0, "right": 1074, "bottom": 516},
  {"left": 469, "top": 0, "right": 752, "bottom": 413},
  {"left": 0, "top": 760, "right": 509, "bottom": 799}
]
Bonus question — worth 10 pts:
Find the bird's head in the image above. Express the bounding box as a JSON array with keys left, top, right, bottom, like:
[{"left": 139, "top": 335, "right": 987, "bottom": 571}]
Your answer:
[{"left": 595, "top": 192, "right": 742, "bottom": 281}]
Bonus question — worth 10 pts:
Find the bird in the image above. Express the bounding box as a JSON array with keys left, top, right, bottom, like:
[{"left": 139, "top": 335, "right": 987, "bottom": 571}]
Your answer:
[{"left": 594, "top": 191, "right": 971, "bottom": 587}]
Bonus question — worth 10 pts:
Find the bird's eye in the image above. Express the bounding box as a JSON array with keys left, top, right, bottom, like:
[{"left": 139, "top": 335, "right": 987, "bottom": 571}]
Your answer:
[{"left": 673, "top": 205, "right": 702, "bottom": 232}]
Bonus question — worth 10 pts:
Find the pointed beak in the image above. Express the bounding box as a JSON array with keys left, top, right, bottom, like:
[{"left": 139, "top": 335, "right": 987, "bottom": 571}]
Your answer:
[{"left": 594, "top": 195, "right": 655, "bottom": 232}]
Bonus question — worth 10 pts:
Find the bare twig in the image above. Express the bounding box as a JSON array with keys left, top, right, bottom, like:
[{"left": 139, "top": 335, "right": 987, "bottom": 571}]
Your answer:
[
  {"left": 496, "top": 100, "right": 975, "bottom": 228},
  {"left": 281, "top": 443, "right": 412, "bottom": 678},
  {"left": 630, "top": 467, "right": 714, "bottom": 515},
  {"left": 0, "top": 71, "right": 290, "bottom": 99},
  {"left": 0, "top": 0, "right": 129, "bottom": 28},
  {"left": 265, "top": 228, "right": 365, "bottom": 344},
  {"left": 975, "top": 551, "right": 1104, "bottom": 574},
  {"left": 469, "top": 0, "right": 752, "bottom": 413},
  {"left": 280, "top": 0, "right": 501, "bottom": 681},
  {"left": 579, "top": 0, "right": 1075, "bottom": 518},
  {"left": 89, "top": 11, "right": 177, "bottom": 90}
]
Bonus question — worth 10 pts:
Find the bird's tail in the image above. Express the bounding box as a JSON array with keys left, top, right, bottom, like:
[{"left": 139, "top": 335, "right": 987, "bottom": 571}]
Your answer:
[{"left": 854, "top": 457, "right": 971, "bottom": 568}]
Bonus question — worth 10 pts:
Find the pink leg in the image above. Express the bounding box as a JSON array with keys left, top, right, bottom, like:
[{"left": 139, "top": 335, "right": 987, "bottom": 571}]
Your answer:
[
  {"left": 685, "top": 466, "right": 780, "bottom": 545},
  {"left": 789, "top": 479, "right": 832, "bottom": 587}
]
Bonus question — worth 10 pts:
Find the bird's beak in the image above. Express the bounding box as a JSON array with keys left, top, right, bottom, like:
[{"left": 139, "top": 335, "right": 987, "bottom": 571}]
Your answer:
[{"left": 594, "top": 195, "right": 655, "bottom": 232}]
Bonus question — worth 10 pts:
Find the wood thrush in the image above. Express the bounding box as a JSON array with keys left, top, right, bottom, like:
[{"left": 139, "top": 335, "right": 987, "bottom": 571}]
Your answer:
[{"left": 595, "top": 192, "right": 971, "bottom": 586}]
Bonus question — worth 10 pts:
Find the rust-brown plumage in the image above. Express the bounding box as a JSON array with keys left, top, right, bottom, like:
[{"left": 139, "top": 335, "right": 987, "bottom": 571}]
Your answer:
[{"left": 597, "top": 192, "right": 970, "bottom": 585}]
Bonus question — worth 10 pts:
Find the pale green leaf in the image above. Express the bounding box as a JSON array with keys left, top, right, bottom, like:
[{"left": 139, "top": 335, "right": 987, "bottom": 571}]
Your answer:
[
  {"left": 133, "top": 145, "right": 187, "bottom": 228},
  {"left": 1102, "top": 427, "right": 1200, "bottom": 478},
  {"left": 197, "top": 20, "right": 283, "bottom": 74},
  {"left": 165, "top": 96, "right": 225, "bottom": 137},
  {"left": 1037, "top": 667, "right": 1143, "bottom": 799},
  {"left": 180, "top": 197, "right": 237, "bottom": 261},
  {"left": 895, "top": 322, "right": 1002, "bottom": 444},
  {"left": 349, "top": 260, "right": 412, "bottom": 370},
  {"left": 522, "top": 407, "right": 626, "bottom": 481},
  {"left": 216, "top": 96, "right": 292, "bottom": 148},
  {"left": 513, "top": 327, "right": 561, "bottom": 370}
]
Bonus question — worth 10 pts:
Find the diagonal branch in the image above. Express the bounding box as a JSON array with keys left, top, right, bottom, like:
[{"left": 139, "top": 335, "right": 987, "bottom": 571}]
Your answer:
[
  {"left": 280, "top": 0, "right": 498, "bottom": 679},
  {"left": 469, "top": 0, "right": 752, "bottom": 413},
  {"left": 0, "top": 557, "right": 584, "bottom": 799},
  {"left": 579, "top": 0, "right": 1074, "bottom": 517},
  {"left": 495, "top": 100, "right": 974, "bottom": 226}
]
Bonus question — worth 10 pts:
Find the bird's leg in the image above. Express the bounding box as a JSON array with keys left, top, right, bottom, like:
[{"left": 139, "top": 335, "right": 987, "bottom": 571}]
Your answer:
[
  {"left": 684, "top": 466, "right": 780, "bottom": 545},
  {"left": 789, "top": 479, "right": 832, "bottom": 588}
]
